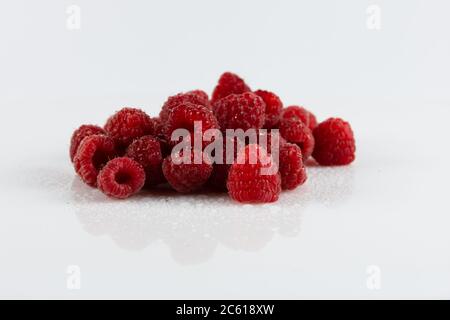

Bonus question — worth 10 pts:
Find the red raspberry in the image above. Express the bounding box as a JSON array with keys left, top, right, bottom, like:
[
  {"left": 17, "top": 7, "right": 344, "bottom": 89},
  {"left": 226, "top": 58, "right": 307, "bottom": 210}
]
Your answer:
[
  {"left": 74, "top": 135, "right": 117, "bottom": 187},
  {"left": 164, "top": 103, "right": 219, "bottom": 149},
  {"left": 312, "top": 118, "right": 355, "bottom": 166},
  {"left": 160, "top": 90, "right": 211, "bottom": 122},
  {"left": 280, "top": 118, "right": 315, "bottom": 161},
  {"left": 69, "top": 125, "right": 105, "bottom": 162},
  {"left": 212, "top": 92, "right": 265, "bottom": 131},
  {"left": 97, "top": 157, "right": 146, "bottom": 199},
  {"left": 279, "top": 118, "right": 315, "bottom": 160},
  {"left": 104, "top": 108, "right": 154, "bottom": 149},
  {"left": 280, "top": 105, "right": 317, "bottom": 131},
  {"left": 162, "top": 150, "right": 213, "bottom": 193},
  {"left": 125, "top": 136, "right": 165, "bottom": 186},
  {"left": 227, "top": 144, "right": 281, "bottom": 203},
  {"left": 254, "top": 90, "right": 283, "bottom": 129},
  {"left": 279, "top": 143, "right": 307, "bottom": 190},
  {"left": 211, "top": 72, "right": 251, "bottom": 104}
]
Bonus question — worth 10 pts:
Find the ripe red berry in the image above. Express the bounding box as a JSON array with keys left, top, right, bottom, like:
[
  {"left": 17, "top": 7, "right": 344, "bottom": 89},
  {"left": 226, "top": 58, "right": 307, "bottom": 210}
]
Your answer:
[
  {"left": 160, "top": 90, "right": 211, "bottom": 122},
  {"left": 254, "top": 90, "right": 283, "bottom": 129},
  {"left": 211, "top": 72, "right": 251, "bottom": 104},
  {"left": 213, "top": 92, "right": 265, "bottom": 131},
  {"left": 164, "top": 103, "right": 219, "bottom": 149},
  {"left": 97, "top": 157, "right": 146, "bottom": 199},
  {"left": 162, "top": 150, "right": 213, "bottom": 193},
  {"left": 70, "top": 125, "right": 106, "bottom": 162},
  {"left": 74, "top": 135, "right": 117, "bottom": 187},
  {"left": 280, "top": 105, "right": 317, "bottom": 131},
  {"left": 312, "top": 118, "right": 355, "bottom": 166},
  {"left": 279, "top": 143, "right": 307, "bottom": 190},
  {"left": 104, "top": 107, "right": 154, "bottom": 149},
  {"left": 279, "top": 118, "right": 315, "bottom": 160},
  {"left": 227, "top": 144, "right": 281, "bottom": 203},
  {"left": 125, "top": 136, "right": 165, "bottom": 186}
]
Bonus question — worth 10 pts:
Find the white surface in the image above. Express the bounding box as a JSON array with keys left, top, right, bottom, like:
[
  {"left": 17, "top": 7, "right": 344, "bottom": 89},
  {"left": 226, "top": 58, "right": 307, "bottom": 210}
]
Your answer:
[{"left": 1, "top": 0, "right": 450, "bottom": 299}]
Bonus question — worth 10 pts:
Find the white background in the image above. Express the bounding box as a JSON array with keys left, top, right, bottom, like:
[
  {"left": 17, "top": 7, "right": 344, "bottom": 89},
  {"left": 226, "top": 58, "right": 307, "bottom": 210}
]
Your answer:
[{"left": 0, "top": 0, "right": 449, "bottom": 299}]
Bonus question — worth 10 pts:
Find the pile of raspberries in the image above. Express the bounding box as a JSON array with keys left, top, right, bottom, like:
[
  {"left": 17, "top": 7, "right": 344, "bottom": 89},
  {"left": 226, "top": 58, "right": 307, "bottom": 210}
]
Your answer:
[{"left": 70, "top": 72, "right": 356, "bottom": 203}]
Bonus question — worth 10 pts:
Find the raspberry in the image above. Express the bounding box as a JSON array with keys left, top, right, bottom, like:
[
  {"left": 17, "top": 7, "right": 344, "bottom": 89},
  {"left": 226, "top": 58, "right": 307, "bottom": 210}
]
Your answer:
[
  {"left": 74, "top": 135, "right": 117, "bottom": 187},
  {"left": 69, "top": 125, "right": 105, "bottom": 162},
  {"left": 125, "top": 136, "right": 165, "bottom": 186},
  {"left": 227, "top": 144, "right": 281, "bottom": 203},
  {"left": 279, "top": 143, "right": 307, "bottom": 190},
  {"left": 164, "top": 103, "right": 219, "bottom": 149},
  {"left": 97, "top": 157, "right": 146, "bottom": 199},
  {"left": 254, "top": 90, "right": 283, "bottom": 129},
  {"left": 162, "top": 150, "right": 213, "bottom": 193},
  {"left": 211, "top": 72, "right": 251, "bottom": 104},
  {"left": 312, "top": 118, "right": 355, "bottom": 166},
  {"left": 104, "top": 107, "right": 154, "bottom": 149},
  {"left": 160, "top": 90, "right": 211, "bottom": 122},
  {"left": 212, "top": 92, "right": 265, "bottom": 131},
  {"left": 279, "top": 118, "right": 315, "bottom": 160},
  {"left": 280, "top": 105, "right": 317, "bottom": 131}
]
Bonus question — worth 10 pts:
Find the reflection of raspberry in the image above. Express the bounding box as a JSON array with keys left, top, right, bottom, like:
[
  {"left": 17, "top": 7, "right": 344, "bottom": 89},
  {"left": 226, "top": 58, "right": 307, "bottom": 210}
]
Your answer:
[
  {"left": 164, "top": 103, "right": 219, "bottom": 149},
  {"left": 279, "top": 143, "right": 307, "bottom": 190},
  {"left": 227, "top": 145, "right": 281, "bottom": 203},
  {"left": 213, "top": 92, "right": 265, "bottom": 131},
  {"left": 70, "top": 125, "right": 105, "bottom": 162},
  {"left": 74, "top": 135, "right": 117, "bottom": 187},
  {"left": 162, "top": 150, "right": 213, "bottom": 193},
  {"left": 97, "top": 157, "right": 145, "bottom": 199},
  {"left": 254, "top": 90, "right": 283, "bottom": 128},
  {"left": 160, "top": 90, "right": 211, "bottom": 122},
  {"left": 104, "top": 108, "right": 154, "bottom": 149},
  {"left": 211, "top": 72, "right": 251, "bottom": 104},
  {"left": 125, "top": 136, "right": 165, "bottom": 186},
  {"left": 280, "top": 105, "right": 317, "bottom": 131},
  {"left": 312, "top": 118, "right": 355, "bottom": 166},
  {"left": 279, "top": 118, "right": 315, "bottom": 160}
]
